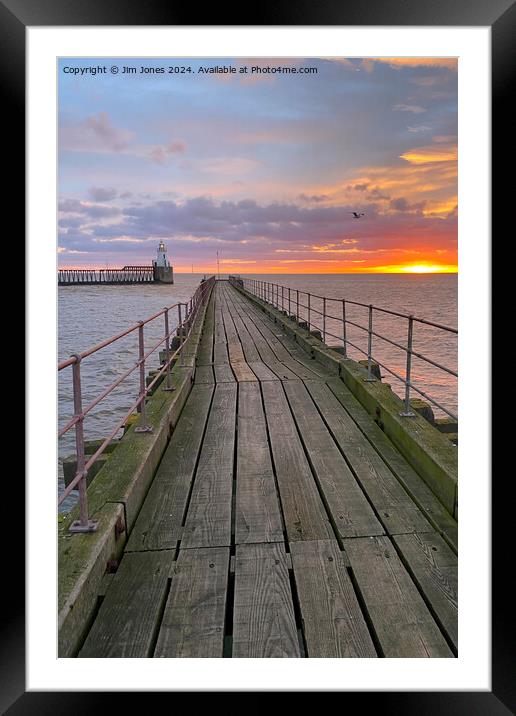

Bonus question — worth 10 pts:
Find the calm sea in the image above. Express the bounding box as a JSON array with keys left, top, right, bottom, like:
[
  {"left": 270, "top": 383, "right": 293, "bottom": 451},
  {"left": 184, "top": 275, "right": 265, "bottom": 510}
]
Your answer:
[{"left": 58, "top": 273, "right": 457, "bottom": 512}]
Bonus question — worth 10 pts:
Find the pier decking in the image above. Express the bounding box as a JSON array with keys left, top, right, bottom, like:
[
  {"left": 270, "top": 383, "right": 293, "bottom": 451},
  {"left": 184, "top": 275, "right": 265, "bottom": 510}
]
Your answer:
[{"left": 71, "top": 281, "right": 458, "bottom": 658}]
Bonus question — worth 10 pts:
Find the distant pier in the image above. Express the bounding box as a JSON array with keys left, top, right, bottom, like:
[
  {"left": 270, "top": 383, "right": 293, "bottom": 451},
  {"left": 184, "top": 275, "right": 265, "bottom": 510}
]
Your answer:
[
  {"left": 58, "top": 266, "right": 157, "bottom": 285},
  {"left": 59, "top": 241, "right": 175, "bottom": 286}
]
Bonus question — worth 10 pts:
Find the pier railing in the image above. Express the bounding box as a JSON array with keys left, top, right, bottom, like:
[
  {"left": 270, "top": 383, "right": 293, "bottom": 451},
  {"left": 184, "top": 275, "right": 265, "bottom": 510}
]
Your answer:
[
  {"left": 58, "top": 266, "right": 156, "bottom": 285},
  {"left": 58, "top": 276, "right": 215, "bottom": 533},
  {"left": 229, "top": 276, "right": 457, "bottom": 422}
]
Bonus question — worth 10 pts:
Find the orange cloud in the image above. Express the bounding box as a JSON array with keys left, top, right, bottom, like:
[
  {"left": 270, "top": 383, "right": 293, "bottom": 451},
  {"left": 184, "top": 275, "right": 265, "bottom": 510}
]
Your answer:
[
  {"left": 400, "top": 144, "right": 457, "bottom": 164},
  {"left": 422, "top": 198, "right": 458, "bottom": 217},
  {"left": 369, "top": 58, "right": 457, "bottom": 70},
  {"left": 299, "top": 158, "right": 457, "bottom": 215}
]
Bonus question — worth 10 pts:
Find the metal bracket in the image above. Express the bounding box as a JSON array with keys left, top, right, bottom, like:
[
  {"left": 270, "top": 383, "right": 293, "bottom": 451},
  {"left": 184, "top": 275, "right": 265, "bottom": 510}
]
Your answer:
[
  {"left": 69, "top": 519, "right": 99, "bottom": 533},
  {"left": 134, "top": 425, "right": 153, "bottom": 433},
  {"left": 399, "top": 411, "right": 416, "bottom": 417},
  {"left": 363, "top": 377, "right": 377, "bottom": 383}
]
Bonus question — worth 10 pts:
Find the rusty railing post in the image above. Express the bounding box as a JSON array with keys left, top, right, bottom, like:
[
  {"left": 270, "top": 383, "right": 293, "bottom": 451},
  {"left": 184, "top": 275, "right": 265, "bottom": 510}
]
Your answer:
[
  {"left": 364, "top": 305, "right": 376, "bottom": 382},
  {"left": 69, "top": 355, "right": 98, "bottom": 533},
  {"left": 178, "top": 303, "right": 184, "bottom": 366},
  {"left": 163, "top": 307, "right": 174, "bottom": 392},
  {"left": 342, "top": 299, "right": 347, "bottom": 357},
  {"left": 135, "top": 321, "right": 153, "bottom": 432}
]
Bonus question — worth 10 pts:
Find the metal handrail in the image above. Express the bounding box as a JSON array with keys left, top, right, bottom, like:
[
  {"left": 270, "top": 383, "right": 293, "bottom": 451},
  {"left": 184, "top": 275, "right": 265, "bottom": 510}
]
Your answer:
[
  {"left": 58, "top": 275, "right": 216, "bottom": 532},
  {"left": 229, "top": 275, "right": 457, "bottom": 422}
]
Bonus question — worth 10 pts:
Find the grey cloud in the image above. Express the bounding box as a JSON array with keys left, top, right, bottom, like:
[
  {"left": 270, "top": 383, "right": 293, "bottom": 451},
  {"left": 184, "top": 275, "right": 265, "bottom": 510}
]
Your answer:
[
  {"left": 149, "top": 140, "right": 187, "bottom": 164},
  {"left": 58, "top": 195, "right": 456, "bottom": 259},
  {"left": 59, "top": 198, "right": 121, "bottom": 219},
  {"left": 297, "top": 193, "right": 329, "bottom": 203},
  {"left": 393, "top": 104, "right": 426, "bottom": 114},
  {"left": 389, "top": 197, "right": 426, "bottom": 213},
  {"left": 84, "top": 112, "right": 132, "bottom": 151},
  {"left": 88, "top": 186, "right": 118, "bottom": 201}
]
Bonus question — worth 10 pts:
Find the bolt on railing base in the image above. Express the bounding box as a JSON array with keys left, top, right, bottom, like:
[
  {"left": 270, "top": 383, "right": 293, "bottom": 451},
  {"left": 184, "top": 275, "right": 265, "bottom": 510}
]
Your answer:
[
  {"left": 363, "top": 377, "right": 377, "bottom": 383},
  {"left": 162, "top": 386, "right": 176, "bottom": 392},
  {"left": 69, "top": 519, "right": 99, "bottom": 534},
  {"left": 399, "top": 410, "right": 416, "bottom": 418}
]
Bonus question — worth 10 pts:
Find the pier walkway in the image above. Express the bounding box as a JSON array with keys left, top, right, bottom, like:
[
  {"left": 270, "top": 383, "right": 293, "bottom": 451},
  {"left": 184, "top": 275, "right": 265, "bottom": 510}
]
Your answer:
[{"left": 72, "top": 281, "right": 458, "bottom": 658}]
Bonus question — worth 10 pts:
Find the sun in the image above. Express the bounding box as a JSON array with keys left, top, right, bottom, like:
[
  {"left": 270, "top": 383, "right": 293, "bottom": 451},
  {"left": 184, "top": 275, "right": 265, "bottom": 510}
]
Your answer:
[{"left": 399, "top": 263, "right": 457, "bottom": 274}]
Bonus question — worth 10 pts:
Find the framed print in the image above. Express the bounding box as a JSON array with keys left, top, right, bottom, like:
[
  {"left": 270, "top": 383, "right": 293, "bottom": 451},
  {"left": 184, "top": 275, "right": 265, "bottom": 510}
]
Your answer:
[{"left": 5, "top": 0, "right": 509, "bottom": 710}]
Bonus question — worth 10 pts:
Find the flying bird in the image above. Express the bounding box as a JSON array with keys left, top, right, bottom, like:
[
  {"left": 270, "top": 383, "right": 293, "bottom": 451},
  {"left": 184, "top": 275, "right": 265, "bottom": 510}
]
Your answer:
[{"left": 350, "top": 211, "right": 365, "bottom": 218}]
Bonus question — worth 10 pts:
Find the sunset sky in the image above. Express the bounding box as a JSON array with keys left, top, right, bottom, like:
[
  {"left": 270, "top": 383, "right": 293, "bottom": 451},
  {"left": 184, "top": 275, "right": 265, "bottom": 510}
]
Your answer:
[{"left": 58, "top": 57, "right": 457, "bottom": 273}]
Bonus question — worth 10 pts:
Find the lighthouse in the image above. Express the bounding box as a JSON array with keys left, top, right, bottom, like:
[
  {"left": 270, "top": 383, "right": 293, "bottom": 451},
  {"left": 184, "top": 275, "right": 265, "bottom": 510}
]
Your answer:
[
  {"left": 152, "top": 240, "right": 174, "bottom": 283},
  {"left": 156, "top": 240, "right": 169, "bottom": 267}
]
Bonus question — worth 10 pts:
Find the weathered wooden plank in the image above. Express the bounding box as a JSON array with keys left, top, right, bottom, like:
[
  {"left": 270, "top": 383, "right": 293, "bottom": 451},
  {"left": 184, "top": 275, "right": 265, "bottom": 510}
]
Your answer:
[
  {"left": 126, "top": 384, "right": 214, "bottom": 552},
  {"left": 223, "top": 290, "right": 280, "bottom": 381},
  {"left": 229, "top": 360, "right": 257, "bottom": 383},
  {"left": 223, "top": 288, "right": 263, "bottom": 363},
  {"left": 79, "top": 550, "right": 175, "bottom": 658},
  {"left": 154, "top": 547, "right": 229, "bottom": 658},
  {"left": 213, "top": 300, "right": 227, "bottom": 345},
  {"left": 213, "top": 362, "right": 236, "bottom": 383},
  {"left": 261, "top": 380, "right": 334, "bottom": 542},
  {"left": 236, "top": 382, "right": 284, "bottom": 544},
  {"left": 233, "top": 542, "right": 300, "bottom": 657},
  {"left": 305, "top": 379, "right": 433, "bottom": 535},
  {"left": 231, "top": 288, "right": 324, "bottom": 380},
  {"left": 213, "top": 340, "right": 230, "bottom": 365},
  {"left": 227, "top": 294, "right": 300, "bottom": 380},
  {"left": 182, "top": 382, "right": 237, "bottom": 548},
  {"left": 234, "top": 295, "right": 297, "bottom": 361},
  {"left": 194, "top": 364, "right": 215, "bottom": 384},
  {"left": 290, "top": 540, "right": 377, "bottom": 657},
  {"left": 343, "top": 535, "right": 453, "bottom": 657},
  {"left": 283, "top": 380, "right": 384, "bottom": 539},
  {"left": 393, "top": 532, "right": 457, "bottom": 650},
  {"left": 325, "top": 377, "right": 457, "bottom": 549},
  {"left": 246, "top": 361, "right": 279, "bottom": 381},
  {"left": 196, "top": 296, "right": 214, "bottom": 366}
]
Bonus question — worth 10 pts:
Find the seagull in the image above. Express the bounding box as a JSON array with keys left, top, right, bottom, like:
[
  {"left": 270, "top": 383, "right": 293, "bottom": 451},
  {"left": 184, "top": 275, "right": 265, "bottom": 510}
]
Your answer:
[{"left": 350, "top": 211, "right": 365, "bottom": 219}]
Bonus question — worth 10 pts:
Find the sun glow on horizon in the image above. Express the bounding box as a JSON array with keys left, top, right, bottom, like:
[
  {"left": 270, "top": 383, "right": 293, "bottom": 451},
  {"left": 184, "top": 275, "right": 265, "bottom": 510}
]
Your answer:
[
  {"left": 371, "top": 262, "right": 457, "bottom": 274},
  {"left": 399, "top": 263, "right": 457, "bottom": 273}
]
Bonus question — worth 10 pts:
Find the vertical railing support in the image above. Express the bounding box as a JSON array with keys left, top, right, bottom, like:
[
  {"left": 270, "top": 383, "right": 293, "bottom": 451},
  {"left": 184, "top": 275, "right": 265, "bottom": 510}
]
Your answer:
[
  {"left": 342, "top": 300, "right": 347, "bottom": 357},
  {"left": 364, "top": 305, "right": 376, "bottom": 382},
  {"left": 307, "top": 293, "right": 311, "bottom": 330},
  {"left": 135, "top": 321, "right": 153, "bottom": 432},
  {"left": 322, "top": 297, "right": 326, "bottom": 344},
  {"left": 296, "top": 290, "right": 299, "bottom": 324},
  {"left": 400, "top": 315, "right": 416, "bottom": 416},
  {"left": 288, "top": 288, "right": 291, "bottom": 317},
  {"left": 69, "top": 355, "right": 98, "bottom": 533},
  {"left": 178, "top": 303, "right": 184, "bottom": 366},
  {"left": 162, "top": 307, "right": 174, "bottom": 392}
]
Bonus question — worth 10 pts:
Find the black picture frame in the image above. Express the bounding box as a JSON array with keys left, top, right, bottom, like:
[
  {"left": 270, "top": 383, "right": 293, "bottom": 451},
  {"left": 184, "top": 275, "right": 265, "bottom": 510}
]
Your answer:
[{"left": 6, "top": 0, "right": 507, "bottom": 711}]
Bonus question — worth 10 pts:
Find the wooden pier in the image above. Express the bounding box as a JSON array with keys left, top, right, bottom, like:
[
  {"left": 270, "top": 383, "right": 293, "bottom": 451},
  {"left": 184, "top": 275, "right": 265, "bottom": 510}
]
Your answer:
[{"left": 61, "top": 280, "right": 458, "bottom": 658}]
